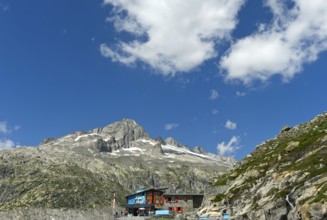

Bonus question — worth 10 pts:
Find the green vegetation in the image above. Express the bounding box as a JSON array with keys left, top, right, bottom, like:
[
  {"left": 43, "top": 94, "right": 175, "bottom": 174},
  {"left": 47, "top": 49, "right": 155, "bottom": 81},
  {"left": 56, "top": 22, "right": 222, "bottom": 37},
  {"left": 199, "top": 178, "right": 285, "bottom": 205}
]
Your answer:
[
  {"left": 214, "top": 174, "right": 228, "bottom": 186},
  {"left": 311, "top": 183, "right": 327, "bottom": 203},
  {"left": 212, "top": 194, "right": 225, "bottom": 202},
  {"left": 211, "top": 113, "right": 327, "bottom": 212},
  {"left": 0, "top": 160, "right": 125, "bottom": 211},
  {"left": 266, "top": 187, "right": 278, "bottom": 197}
]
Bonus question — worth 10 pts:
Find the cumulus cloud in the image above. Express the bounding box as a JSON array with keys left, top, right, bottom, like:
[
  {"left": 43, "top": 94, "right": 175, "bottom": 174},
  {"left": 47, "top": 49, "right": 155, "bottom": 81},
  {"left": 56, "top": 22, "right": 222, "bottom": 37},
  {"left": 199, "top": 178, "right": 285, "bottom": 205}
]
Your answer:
[
  {"left": 217, "top": 136, "right": 240, "bottom": 156},
  {"left": 0, "top": 121, "right": 8, "bottom": 134},
  {"left": 164, "top": 123, "right": 179, "bottom": 131},
  {"left": 0, "top": 139, "right": 15, "bottom": 151},
  {"left": 209, "top": 89, "right": 219, "bottom": 100},
  {"left": 101, "top": 0, "right": 245, "bottom": 75},
  {"left": 225, "top": 120, "right": 237, "bottom": 130},
  {"left": 221, "top": 0, "right": 327, "bottom": 84}
]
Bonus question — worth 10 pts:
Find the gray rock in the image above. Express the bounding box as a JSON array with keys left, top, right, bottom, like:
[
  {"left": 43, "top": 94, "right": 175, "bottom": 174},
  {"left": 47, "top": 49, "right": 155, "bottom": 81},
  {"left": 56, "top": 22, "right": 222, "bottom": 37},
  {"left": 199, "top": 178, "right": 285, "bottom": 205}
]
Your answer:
[
  {"left": 199, "top": 112, "right": 327, "bottom": 220},
  {"left": 165, "top": 137, "right": 189, "bottom": 150},
  {"left": 0, "top": 118, "right": 235, "bottom": 217}
]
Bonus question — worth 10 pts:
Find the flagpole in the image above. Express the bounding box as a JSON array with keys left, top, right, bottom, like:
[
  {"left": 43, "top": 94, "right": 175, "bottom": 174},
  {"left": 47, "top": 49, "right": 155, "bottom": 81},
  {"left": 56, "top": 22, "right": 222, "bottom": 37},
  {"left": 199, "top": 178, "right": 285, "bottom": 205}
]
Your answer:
[{"left": 113, "top": 192, "right": 116, "bottom": 219}]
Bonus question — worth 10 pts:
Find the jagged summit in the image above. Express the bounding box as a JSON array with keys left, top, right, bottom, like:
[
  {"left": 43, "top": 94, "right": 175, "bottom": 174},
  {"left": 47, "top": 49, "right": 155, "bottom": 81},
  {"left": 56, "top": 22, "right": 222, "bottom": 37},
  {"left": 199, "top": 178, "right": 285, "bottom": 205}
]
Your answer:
[
  {"left": 100, "top": 118, "right": 149, "bottom": 142},
  {"left": 194, "top": 146, "right": 205, "bottom": 154},
  {"left": 165, "top": 137, "right": 189, "bottom": 150},
  {"left": 38, "top": 118, "right": 235, "bottom": 166}
]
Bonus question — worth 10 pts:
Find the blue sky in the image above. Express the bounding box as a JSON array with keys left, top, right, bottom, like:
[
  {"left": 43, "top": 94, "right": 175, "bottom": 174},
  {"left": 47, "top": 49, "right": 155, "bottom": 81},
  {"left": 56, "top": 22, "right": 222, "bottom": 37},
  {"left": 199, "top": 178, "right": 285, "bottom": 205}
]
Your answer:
[{"left": 1, "top": 0, "right": 327, "bottom": 160}]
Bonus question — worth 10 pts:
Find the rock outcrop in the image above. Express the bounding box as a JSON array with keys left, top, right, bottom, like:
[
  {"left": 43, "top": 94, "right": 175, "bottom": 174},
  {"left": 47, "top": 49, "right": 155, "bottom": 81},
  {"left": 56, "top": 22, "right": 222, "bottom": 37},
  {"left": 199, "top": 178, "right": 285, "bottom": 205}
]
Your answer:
[{"left": 199, "top": 112, "right": 327, "bottom": 219}]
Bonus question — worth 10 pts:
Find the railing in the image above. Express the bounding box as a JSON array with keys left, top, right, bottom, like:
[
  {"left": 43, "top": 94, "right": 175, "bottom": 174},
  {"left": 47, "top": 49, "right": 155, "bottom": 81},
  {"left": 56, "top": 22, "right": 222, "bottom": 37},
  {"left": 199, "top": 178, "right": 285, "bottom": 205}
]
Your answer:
[{"left": 116, "top": 217, "right": 148, "bottom": 220}]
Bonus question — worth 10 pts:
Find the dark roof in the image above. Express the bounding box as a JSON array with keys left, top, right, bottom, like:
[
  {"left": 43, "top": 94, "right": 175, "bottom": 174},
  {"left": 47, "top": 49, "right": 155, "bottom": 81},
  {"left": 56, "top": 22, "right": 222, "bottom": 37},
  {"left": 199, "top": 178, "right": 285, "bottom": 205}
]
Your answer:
[
  {"left": 126, "top": 188, "right": 167, "bottom": 198},
  {"left": 163, "top": 193, "right": 204, "bottom": 196}
]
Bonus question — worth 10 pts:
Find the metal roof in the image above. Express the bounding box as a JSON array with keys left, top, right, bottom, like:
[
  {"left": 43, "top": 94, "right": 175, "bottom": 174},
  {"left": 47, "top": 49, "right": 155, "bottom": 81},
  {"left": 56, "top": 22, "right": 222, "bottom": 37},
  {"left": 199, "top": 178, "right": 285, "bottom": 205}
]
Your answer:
[
  {"left": 126, "top": 188, "right": 166, "bottom": 198},
  {"left": 163, "top": 193, "right": 204, "bottom": 196}
]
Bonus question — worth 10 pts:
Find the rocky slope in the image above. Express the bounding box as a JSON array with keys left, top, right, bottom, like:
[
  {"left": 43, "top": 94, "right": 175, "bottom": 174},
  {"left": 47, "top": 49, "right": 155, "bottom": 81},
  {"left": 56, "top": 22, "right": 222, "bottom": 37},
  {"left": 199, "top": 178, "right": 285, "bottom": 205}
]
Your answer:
[
  {"left": 0, "top": 119, "right": 234, "bottom": 218},
  {"left": 199, "top": 112, "right": 327, "bottom": 220}
]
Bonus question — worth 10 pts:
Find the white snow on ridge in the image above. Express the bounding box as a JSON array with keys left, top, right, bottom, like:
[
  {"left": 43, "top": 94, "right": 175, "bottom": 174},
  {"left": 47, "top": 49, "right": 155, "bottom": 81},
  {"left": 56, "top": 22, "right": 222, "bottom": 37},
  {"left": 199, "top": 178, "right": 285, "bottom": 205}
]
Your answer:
[
  {"left": 137, "top": 139, "right": 157, "bottom": 146},
  {"left": 122, "top": 147, "right": 146, "bottom": 152},
  {"left": 109, "top": 147, "right": 146, "bottom": 156},
  {"left": 163, "top": 153, "right": 176, "bottom": 158},
  {"left": 75, "top": 133, "right": 99, "bottom": 141},
  {"left": 161, "top": 144, "right": 232, "bottom": 167}
]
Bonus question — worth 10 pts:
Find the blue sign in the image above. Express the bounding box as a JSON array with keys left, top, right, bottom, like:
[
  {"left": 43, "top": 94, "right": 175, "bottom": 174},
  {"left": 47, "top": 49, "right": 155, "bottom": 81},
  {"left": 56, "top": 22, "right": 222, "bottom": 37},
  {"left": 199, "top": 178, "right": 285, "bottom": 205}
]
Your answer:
[
  {"left": 223, "top": 214, "right": 230, "bottom": 219},
  {"left": 127, "top": 193, "right": 146, "bottom": 205},
  {"left": 155, "top": 210, "right": 170, "bottom": 216}
]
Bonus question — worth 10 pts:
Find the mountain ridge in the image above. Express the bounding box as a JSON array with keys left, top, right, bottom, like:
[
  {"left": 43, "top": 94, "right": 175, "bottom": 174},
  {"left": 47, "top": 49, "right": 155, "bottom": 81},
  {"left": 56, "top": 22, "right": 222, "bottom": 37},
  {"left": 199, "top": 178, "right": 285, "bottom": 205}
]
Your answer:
[
  {"left": 38, "top": 118, "right": 235, "bottom": 165},
  {"left": 0, "top": 118, "right": 234, "bottom": 219}
]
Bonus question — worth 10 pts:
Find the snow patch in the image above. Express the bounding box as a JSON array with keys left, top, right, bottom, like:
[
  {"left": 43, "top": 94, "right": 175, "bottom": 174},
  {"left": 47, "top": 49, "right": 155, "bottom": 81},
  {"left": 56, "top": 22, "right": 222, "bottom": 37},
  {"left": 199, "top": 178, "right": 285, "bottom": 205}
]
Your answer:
[
  {"left": 137, "top": 139, "right": 157, "bottom": 146},
  {"left": 74, "top": 133, "right": 99, "bottom": 141},
  {"left": 122, "top": 147, "right": 146, "bottom": 153},
  {"left": 109, "top": 147, "right": 146, "bottom": 156},
  {"left": 162, "top": 144, "right": 232, "bottom": 167},
  {"left": 164, "top": 153, "right": 176, "bottom": 158}
]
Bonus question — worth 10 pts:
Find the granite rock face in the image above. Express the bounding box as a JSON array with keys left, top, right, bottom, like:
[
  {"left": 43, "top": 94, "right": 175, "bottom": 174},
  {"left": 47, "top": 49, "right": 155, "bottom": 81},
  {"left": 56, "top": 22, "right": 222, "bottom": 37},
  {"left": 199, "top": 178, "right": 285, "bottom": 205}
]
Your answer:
[
  {"left": 199, "top": 112, "right": 327, "bottom": 220},
  {"left": 0, "top": 119, "right": 234, "bottom": 219}
]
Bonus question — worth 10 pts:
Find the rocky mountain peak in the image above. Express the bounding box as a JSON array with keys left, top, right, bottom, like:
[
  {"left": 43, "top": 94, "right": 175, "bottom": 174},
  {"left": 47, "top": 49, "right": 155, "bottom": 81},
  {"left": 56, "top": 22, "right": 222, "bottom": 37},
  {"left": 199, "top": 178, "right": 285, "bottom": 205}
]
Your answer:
[
  {"left": 165, "top": 137, "right": 189, "bottom": 150},
  {"left": 101, "top": 118, "right": 149, "bottom": 142},
  {"left": 194, "top": 146, "right": 205, "bottom": 154}
]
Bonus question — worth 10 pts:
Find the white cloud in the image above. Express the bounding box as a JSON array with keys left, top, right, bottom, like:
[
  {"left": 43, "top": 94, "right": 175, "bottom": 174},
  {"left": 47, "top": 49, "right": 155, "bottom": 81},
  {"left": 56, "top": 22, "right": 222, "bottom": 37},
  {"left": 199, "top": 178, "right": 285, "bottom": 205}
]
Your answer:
[
  {"left": 0, "top": 122, "right": 20, "bottom": 134},
  {"left": 236, "top": 91, "right": 246, "bottom": 97},
  {"left": 102, "top": 0, "right": 245, "bottom": 75},
  {"left": 217, "top": 136, "right": 240, "bottom": 156},
  {"left": 212, "top": 109, "right": 219, "bottom": 115},
  {"left": 221, "top": 0, "right": 327, "bottom": 84},
  {"left": 164, "top": 123, "right": 179, "bottom": 131},
  {"left": 225, "top": 120, "right": 237, "bottom": 130},
  {"left": 209, "top": 89, "right": 219, "bottom": 100},
  {"left": 0, "top": 121, "right": 8, "bottom": 134},
  {"left": 0, "top": 139, "right": 15, "bottom": 151}
]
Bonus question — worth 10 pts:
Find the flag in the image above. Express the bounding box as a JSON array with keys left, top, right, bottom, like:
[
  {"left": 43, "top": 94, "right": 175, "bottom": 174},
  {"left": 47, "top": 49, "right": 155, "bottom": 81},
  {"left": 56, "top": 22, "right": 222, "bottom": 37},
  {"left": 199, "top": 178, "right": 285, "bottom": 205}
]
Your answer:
[{"left": 113, "top": 192, "right": 116, "bottom": 209}]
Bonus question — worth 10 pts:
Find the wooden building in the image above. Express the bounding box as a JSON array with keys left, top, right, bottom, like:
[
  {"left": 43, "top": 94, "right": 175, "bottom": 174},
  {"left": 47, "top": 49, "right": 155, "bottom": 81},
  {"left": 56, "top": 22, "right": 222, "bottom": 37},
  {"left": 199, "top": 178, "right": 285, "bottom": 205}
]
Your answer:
[
  {"left": 125, "top": 188, "right": 165, "bottom": 216},
  {"left": 163, "top": 193, "right": 204, "bottom": 214},
  {"left": 125, "top": 188, "right": 204, "bottom": 216}
]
